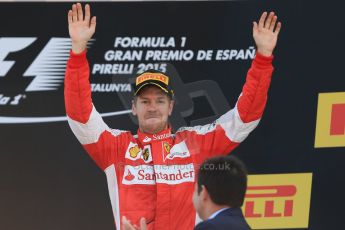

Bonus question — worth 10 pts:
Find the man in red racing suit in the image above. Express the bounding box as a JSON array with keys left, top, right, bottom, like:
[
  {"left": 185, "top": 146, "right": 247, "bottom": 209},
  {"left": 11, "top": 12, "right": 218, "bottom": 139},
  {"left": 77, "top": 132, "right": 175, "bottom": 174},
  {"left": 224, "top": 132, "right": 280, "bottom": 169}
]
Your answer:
[{"left": 65, "top": 3, "right": 281, "bottom": 230}]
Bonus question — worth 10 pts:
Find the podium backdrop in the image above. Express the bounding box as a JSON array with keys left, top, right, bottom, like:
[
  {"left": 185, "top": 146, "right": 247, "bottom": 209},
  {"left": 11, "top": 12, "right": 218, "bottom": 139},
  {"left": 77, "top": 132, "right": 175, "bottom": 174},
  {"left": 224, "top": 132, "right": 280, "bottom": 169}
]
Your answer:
[{"left": 1, "top": 1, "right": 344, "bottom": 229}]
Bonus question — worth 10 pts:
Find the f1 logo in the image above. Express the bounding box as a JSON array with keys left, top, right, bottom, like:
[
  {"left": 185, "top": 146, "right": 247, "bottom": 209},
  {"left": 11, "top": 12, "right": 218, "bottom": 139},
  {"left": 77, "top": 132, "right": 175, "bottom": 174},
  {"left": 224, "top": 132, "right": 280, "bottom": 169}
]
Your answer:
[
  {"left": 0, "top": 38, "right": 37, "bottom": 76},
  {"left": 315, "top": 92, "right": 345, "bottom": 148}
]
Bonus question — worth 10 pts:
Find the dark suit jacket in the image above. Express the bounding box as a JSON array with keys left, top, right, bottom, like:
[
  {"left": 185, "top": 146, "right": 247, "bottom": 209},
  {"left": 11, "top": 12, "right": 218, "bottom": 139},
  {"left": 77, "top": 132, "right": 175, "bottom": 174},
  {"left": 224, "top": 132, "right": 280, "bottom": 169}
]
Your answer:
[{"left": 194, "top": 208, "right": 251, "bottom": 230}]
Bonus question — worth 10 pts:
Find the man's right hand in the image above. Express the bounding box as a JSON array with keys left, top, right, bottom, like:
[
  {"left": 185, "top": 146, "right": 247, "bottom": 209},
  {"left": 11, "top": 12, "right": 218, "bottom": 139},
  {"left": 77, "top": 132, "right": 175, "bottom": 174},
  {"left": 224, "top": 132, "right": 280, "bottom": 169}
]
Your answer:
[{"left": 68, "top": 3, "right": 96, "bottom": 54}]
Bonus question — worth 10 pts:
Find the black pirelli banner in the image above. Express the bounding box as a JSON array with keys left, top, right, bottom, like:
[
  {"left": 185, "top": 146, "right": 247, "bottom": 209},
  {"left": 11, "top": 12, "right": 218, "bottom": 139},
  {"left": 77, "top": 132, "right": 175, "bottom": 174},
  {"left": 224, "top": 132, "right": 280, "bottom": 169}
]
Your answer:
[{"left": 0, "top": 1, "right": 344, "bottom": 230}]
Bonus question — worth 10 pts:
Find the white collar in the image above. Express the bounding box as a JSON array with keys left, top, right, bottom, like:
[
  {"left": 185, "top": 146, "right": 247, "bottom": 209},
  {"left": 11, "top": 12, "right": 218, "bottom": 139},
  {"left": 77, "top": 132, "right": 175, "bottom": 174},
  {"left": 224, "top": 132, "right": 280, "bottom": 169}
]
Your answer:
[{"left": 208, "top": 208, "right": 230, "bottom": 220}]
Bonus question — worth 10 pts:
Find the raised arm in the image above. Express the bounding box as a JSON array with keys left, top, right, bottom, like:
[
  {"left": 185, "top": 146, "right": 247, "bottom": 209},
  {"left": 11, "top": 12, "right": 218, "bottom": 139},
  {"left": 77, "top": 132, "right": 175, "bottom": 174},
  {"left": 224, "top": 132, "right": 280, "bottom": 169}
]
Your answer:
[
  {"left": 65, "top": 4, "right": 129, "bottom": 170},
  {"left": 237, "top": 11, "right": 281, "bottom": 123},
  {"left": 177, "top": 12, "right": 282, "bottom": 162},
  {"left": 65, "top": 3, "right": 96, "bottom": 123}
]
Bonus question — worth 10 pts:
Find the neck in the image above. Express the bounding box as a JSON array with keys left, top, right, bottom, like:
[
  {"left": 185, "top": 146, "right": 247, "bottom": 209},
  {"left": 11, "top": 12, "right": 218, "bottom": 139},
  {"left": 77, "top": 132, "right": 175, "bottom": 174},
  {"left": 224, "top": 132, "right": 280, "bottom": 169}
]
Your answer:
[{"left": 139, "top": 123, "right": 169, "bottom": 134}]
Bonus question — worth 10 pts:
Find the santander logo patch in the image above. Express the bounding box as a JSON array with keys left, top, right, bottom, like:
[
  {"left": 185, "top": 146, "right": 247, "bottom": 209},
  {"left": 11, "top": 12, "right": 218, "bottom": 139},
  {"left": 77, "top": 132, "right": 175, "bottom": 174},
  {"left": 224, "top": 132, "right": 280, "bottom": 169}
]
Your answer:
[
  {"left": 124, "top": 170, "right": 135, "bottom": 181},
  {"left": 122, "top": 164, "right": 195, "bottom": 185},
  {"left": 153, "top": 133, "right": 171, "bottom": 140},
  {"left": 143, "top": 136, "right": 152, "bottom": 143}
]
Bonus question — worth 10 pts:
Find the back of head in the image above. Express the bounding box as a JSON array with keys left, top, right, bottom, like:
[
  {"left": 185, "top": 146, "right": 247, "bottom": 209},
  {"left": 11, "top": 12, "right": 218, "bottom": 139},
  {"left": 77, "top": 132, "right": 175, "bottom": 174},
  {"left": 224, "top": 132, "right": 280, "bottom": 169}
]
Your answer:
[{"left": 197, "top": 155, "right": 248, "bottom": 208}]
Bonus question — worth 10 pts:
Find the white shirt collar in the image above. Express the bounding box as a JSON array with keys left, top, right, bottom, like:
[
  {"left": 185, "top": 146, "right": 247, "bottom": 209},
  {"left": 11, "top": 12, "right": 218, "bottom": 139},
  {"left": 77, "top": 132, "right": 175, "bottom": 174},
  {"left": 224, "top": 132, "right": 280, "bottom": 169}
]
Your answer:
[{"left": 208, "top": 208, "right": 230, "bottom": 220}]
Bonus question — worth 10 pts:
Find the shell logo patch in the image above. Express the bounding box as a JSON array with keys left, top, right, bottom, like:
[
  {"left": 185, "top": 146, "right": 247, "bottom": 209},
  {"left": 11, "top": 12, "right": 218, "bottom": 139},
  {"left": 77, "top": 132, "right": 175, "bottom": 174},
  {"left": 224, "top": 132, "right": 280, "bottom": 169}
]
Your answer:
[{"left": 129, "top": 145, "right": 141, "bottom": 158}]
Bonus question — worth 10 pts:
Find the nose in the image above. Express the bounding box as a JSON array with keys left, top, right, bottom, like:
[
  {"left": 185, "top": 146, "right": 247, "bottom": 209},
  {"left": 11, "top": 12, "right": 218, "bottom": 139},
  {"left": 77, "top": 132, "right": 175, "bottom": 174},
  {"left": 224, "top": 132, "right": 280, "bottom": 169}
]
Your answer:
[{"left": 147, "top": 101, "right": 157, "bottom": 111}]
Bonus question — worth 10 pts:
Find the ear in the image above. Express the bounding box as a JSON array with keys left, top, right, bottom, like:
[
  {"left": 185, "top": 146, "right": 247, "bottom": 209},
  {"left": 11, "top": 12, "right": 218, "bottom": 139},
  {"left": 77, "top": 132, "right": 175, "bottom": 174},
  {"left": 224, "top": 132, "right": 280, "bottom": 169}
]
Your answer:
[
  {"left": 200, "top": 185, "right": 209, "bottom": 201},
  {"left": 132, "top": 100, "right": 137, "bottom": 116},
  {"left": 168, "top": 100, "right": 175, "bottom": 116}
]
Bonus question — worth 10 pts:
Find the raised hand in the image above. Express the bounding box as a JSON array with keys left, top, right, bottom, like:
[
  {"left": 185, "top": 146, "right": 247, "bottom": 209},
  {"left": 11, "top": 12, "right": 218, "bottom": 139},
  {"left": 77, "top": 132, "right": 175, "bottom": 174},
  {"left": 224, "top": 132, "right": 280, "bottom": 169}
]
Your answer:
[
  {"left": 253, "top": 12, "right": 282, "bottom": 57},
  {"left": 68, "top": 3, "right": 96, "bottom": 54}
]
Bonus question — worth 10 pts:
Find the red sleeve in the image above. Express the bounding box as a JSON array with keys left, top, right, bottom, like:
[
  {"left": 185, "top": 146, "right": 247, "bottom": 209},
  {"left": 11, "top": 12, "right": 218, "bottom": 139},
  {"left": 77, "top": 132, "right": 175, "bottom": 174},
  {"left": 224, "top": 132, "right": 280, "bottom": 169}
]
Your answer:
[
  {"left": 237, "top": 52, "right": 274, "bottom": 122},
  {"left": 64, "top": 50, "right": 130, "bottom": 170},
  {"left": 64, "top": 50, "right": 92, "bottom": 123},
  {"left": 176, "top": 52, "right": 274, "bottom": 164}
]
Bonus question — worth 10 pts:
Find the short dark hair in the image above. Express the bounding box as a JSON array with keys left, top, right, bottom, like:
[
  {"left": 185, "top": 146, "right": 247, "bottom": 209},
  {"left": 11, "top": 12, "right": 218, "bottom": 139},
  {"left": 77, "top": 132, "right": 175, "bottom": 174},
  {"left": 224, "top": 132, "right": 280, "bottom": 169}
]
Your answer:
[{"left": 197, "top": 155, "right": 248, "bottom": 208}]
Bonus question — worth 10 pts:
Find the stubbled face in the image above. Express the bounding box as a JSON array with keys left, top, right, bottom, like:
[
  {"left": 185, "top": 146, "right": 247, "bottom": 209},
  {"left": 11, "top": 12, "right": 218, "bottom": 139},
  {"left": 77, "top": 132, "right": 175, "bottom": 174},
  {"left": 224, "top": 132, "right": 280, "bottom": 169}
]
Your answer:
[{"left": 132, "top": 85, "right": 174, "bottom": 134}]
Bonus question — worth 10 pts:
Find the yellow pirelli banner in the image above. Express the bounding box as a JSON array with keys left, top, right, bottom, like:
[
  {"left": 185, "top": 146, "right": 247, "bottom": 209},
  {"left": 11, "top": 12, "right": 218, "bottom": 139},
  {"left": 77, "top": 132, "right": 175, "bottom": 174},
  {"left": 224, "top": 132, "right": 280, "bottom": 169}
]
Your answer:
[
  {"left": 315, "top": 92, "right": 345, "bottom": 148},
  {"left": 243, "top": 173, "right": 313, "bottom": 229}
]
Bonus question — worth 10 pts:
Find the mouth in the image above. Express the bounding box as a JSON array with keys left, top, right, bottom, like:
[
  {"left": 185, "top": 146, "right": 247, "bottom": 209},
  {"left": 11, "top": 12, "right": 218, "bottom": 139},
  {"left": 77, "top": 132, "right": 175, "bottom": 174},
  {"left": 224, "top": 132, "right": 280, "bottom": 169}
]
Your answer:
[
  {"left": 145, "top": 115, "right": 160, "bottom": 119},
  {"left": 145, "top": 117, "right": 160, "bottom": 120}
]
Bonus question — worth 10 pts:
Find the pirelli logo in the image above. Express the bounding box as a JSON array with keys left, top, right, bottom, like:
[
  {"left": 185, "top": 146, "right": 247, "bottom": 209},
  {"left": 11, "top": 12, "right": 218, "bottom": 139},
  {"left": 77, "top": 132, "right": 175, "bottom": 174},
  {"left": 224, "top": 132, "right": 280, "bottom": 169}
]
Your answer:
[
  {"left": 136, "top": 72, "right": 169, "bottom": 85},
  {"left": 315, "top": 92, "right": 345, "bottom": 148},
  {"left": 243, "top": 173, "right": 312, "bottom": 229}
]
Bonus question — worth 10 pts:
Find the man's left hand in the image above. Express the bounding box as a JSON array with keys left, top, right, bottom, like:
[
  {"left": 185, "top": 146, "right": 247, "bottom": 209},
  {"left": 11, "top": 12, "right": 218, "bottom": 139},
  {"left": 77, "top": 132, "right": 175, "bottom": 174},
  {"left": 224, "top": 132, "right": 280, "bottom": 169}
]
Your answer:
[{"left": 253, "top": 11, "right": 282, "bottom": 57}]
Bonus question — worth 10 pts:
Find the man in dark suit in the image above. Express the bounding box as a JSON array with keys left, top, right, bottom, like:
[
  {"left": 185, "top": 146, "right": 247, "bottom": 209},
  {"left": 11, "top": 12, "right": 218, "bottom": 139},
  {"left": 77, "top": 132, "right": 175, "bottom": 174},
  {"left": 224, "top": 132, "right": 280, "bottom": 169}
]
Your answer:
[{"left": 193, "top": 156, "right": 251, "bottom": 230}]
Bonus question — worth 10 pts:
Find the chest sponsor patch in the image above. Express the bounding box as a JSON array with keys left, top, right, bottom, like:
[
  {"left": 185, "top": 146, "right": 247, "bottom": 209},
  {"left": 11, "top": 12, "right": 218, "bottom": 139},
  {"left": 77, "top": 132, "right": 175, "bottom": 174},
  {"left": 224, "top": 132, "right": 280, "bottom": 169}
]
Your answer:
[
  {"left": 142, "top": 145, "right": 152, "bottom": 163},
  {"left": 122, "top": 164, "right": 195, "bottom": 185},
  {"left": 125, "top": 142, "right": 142, "bottom": 160},
  {"left": 143, "top": 136, "right": 152, "bottom": 143},
  {"left": 162, "top": 141, "right": 191, "bottom": 161}
]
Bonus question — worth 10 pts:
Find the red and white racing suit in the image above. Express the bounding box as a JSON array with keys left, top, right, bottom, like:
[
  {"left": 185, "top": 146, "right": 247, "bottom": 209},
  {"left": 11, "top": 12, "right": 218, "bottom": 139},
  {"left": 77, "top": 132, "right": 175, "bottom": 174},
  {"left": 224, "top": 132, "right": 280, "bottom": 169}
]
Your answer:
[{"left": 64, "top": 50, "right": 274, "bottom": 230}]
